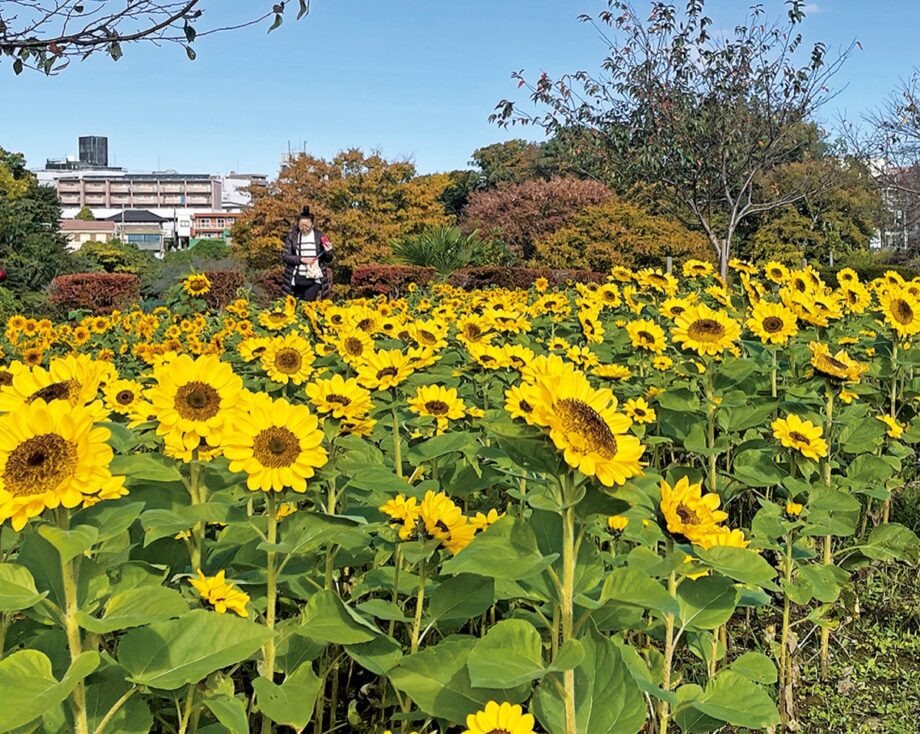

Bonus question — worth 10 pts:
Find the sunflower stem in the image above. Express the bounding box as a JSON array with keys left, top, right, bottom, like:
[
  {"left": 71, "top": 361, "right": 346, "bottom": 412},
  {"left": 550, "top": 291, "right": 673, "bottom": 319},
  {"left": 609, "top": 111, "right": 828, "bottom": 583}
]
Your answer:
[
  {"left": 325, "top": 479, "right": 337, "bottom": 590},
  {"left": 771, "top": 347, "right": 778, "bottom": 399},
  {"left": 260, "top": 493, "right": 278, "bottom": 734},
  {"left": 391, "top": 401, "right": 403, "bottom": 478},
  {"left": 779, "top": 530, "right": 795, "bottom": 728},
  {"left": 58, "top": 511, "right": 89, "bottom": 734},
  {"left": 188, "top": 459, "right": 206, "bottom": 571},
  {"left": 561, "top": 472, "right": 578, "bottom": 734},
  {"left": 388, "top": 544, "right": 402, "bottom": 638},
  {"left": 820, "top": 387, "right": 834, "bottom": 679},
  {"left": 410, "top": 559, "right": 427, "bottom": 655},
  {"left": 890, "top": 339, "right": 898, "bottom": 418},
  {"left": 658, "top": 562, "right": 678, "bottom": 734}
]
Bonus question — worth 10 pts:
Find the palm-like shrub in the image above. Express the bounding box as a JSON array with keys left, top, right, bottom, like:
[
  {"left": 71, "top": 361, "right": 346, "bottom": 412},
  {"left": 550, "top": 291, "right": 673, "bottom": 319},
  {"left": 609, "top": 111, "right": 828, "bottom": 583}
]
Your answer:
[{"left": 391, "top": 226, "right": 498, "bottom": 275}]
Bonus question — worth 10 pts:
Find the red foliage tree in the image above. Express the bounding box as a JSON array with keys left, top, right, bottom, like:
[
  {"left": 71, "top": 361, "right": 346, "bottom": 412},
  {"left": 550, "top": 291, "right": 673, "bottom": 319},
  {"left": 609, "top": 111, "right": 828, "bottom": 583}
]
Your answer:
[{"left": 460, "top": 176, "right": 612, "bottom": 259}]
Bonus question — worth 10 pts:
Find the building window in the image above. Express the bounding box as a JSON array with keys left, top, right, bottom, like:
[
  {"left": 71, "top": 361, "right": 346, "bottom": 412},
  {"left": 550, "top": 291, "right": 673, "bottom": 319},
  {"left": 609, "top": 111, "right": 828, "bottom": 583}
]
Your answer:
[
  {"left": 199, "top": 218, "right": 212, "bottom": 227},
  {"left": 126, "top": 234, "right": 163, "bottom": 246}
]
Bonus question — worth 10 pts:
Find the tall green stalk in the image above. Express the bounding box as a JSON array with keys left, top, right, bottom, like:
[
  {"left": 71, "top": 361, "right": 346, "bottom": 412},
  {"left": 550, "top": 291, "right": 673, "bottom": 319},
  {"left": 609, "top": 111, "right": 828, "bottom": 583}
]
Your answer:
[
  {"left": 561, "top": 472, "right": 578, "bottom": 734},
  {"left": 58, "top": 511, "right": 89, "bottom": 734},
  {"left": 260, "top": 493, "right": 279, "bottom": 734}
]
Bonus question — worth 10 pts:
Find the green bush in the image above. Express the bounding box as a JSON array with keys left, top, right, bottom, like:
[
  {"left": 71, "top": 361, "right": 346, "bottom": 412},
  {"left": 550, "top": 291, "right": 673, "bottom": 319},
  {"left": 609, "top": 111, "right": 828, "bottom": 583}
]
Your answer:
[{"left": 391, "top": 226, "right": 514, "bottom": 275}]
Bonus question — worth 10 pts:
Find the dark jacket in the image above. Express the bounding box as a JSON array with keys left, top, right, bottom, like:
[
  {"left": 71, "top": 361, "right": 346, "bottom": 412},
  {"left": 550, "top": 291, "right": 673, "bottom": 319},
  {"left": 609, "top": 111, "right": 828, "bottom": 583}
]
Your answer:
[{"left": 281, "top": 227, "right": 334, "bottom": 297}]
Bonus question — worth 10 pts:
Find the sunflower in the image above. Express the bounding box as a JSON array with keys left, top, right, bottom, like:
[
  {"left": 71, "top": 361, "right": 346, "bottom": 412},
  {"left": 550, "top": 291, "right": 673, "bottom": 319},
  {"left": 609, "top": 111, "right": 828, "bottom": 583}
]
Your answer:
[
  {"left": 683, "top": 259, "right": 714, "bottom": 278},
  {"left": 671, "top": 304, "right": 740, "bottom": 356},
  {"left": 221, "top": 397, "right": 327, "bottom": 492},
  {"left": 593, "top": 364, "right": 632, "bottom": 381},
  {"left": 841, "top": 282, "right": 871, "bottom": 314},
  {"left": 305, "top": 374, "right": 373, "bottom": 420},
  {"left": 623, "top": 397, "right": 656, "bottom": 424},
  {"left": 877, "top": 414, "right": 904, "bottom": 439},
  {"left": 659, "top": 476, "right": 728, "bottom": 542},
  {"left": 504, "top": 384, "right": 540, "bottom": 425},
  {"left": 455, "top": 315, "right": 494, "bottom": 345},
  {"left": 408, "top": 385, "right": 467, "bottom": 433},
  {"left": 763, "top": 261, "right": 790, "bottom": 284},
  {"left": 625, "top": 319, "right": 667, "bottom": 353},
  {"left": 746, "top": 300, "right": 798, "bottom": 344},
  {"left": 809, "top": 342, "right": 866, "bottom": 384},
  {"left": 0, "top": 353, "right": 110, "bottom": 420},
  {"left": 257, "top": 308, "right": 296, "bottom": 332},
  {"left": 660, "top": 295, "right": 696, "bottom": 320},
  {"left": 608, "top": 515, "right": 630, "bottom": 532},
  {"left": 182, "top": 273, "right": 212, "bottom": 297},
  {"left": 693, "top": 526, "right": 750, "bottom": 550},
  {"left": 527, "top": 365, "right": 644, "bottom": 487},
  {"left": 611, "top": 265, "right": 634, "bottom": 282},
  {"left": 146, "top": 353, "right": 243, "bottom": 444},
  {"left": 879, "top": 287, "right": 920, "bottom": 337},
  {"left": 355, "top": 349, "right": 414, "bottom": 390},
  {"left": 103, "top": 379, "right": 145, "bottom": 415},
  {"left": 238, "top": 336, "right": 271, "bottom": 362},
  {"left": 566, "top": 344, "right": 599, "bottom": 368},
  {"left": 771, "top": 414, "right": 828, "bottom": 460},
  {"left": 261, "top": 332, "right": 315, "bottom": 385},
  {"left": 653, "top": 355, "right": 673, "bottom": 371},
  {"left": 189, "top": 570, "right": 249, "bottom": 617},
  {"left": 470, "top": 508, "right": 503, "bottom": 531},
  {"left": 0, "top": 400, "right": 125, "bottom": 530},
  {"left": 463, "top": 701, "right": 536, "bottom": 734}
]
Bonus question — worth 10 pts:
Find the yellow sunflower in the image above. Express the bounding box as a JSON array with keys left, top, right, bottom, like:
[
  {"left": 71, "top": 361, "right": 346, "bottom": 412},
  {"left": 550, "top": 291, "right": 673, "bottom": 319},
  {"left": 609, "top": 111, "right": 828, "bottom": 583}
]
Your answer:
[
  {"left": 771, "top": 414, "right": 828, "bottom": 460},
  {"left": 659, "top": 476, "right": 728, "bottom": 542},
  {"left": 146, "top": 354, "right": 243, "bottom": 444},
  {"left": 746, "top": 300, "right": 798, "bottom": 345},
  {"left": 682, "top": 259, "right": 714, "bottom": 278},
  {"left": 625, "top": 319, "right": 667, "bottom": 353},
  {"left": 305, "top": 374, "right": 373, "bottom": 420},
  {"left": 877, "top": 414, "right": 904, "bottom": 439},
  {"left": 182, "top": 273, "right": 212, "bottom": 297},
  {"left": 408, "top": 385, "right": 467, "bottom": 433},
  {"left": 0, "top": 353, "right": 110, "bottom": 420},
  {"left": 671, "top": 304, "right": 740, "bottom": 356},
  {"left": 879, "top": 287, "right": 920, "bottom": 337},
  {"left": 261, "top": 333, "right": 315, "bottom": 385},
  {"left": 189, "top": 570, "right": 249, "bottom": 617},
  {"left": 693, "top": 526, "right": 750, "bottom": 550},
  {"left": 809, "top": 342, "right": 866, "bottom": 384},
  {"left": 221, "top": 397, "right": 327, "bottom": 492},
  {"left": 763, "top": 261, "right": 789, "bottom": 284},
  {"left": 103, "top": 379, "right": 145, "bottom": 415},
  {"left": 0, "top": 400, "right": 125, "bottom": 530},
  {"left": 623, "top": 397, "right": 656, "bottom": 424},
  {"left": 527, "top": 365, "right": 644, "bottom": 487},
  {"left": 355, "top": 349, "right": 414, "bottom": 390},
  {"left": 463, "top": 701, "right": 536, "bottom": 734}
]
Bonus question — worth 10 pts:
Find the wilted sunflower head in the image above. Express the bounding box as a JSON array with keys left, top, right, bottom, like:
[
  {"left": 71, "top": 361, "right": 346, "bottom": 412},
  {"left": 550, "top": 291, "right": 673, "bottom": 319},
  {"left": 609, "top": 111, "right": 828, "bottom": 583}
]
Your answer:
[{"left": 808, "top": 342, "right": 866, "bottom": 384}]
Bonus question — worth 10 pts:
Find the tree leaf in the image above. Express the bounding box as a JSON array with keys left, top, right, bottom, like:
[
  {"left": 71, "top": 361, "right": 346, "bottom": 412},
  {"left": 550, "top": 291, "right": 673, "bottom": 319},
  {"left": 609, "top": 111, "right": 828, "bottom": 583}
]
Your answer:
[{"left": 118, "top": 610, "right": 273, "bottom": 690}]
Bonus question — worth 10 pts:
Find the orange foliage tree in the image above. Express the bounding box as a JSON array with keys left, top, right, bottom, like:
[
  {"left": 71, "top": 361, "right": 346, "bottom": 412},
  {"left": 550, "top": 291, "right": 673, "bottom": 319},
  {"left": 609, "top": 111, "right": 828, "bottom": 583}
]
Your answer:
[
  {"left": 532, "top": 196, "right": 712, "bottom": 271},
  {"left": 232, "top": 149, "right": 452, "bottom": 269}
]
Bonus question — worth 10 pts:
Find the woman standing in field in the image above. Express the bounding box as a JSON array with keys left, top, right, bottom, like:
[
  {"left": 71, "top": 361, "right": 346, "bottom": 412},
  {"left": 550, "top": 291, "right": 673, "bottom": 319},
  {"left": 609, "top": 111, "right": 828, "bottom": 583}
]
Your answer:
[{"left": 281, "top": 206, "right": 334, "bottom": 300}]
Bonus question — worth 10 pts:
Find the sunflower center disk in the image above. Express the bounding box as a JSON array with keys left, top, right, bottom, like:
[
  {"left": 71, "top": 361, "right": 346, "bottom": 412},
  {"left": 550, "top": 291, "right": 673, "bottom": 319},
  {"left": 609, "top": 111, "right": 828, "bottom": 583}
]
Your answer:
[
  {"left": 557, "top": 398, "right": 619, "bottom": 457},
  {"left": 377, "top": 367, "right": 398, "bottom": 379},
  {"left": 254, "top": 427, "right": 300, "bottom": 468},
  {"left": 116, "top": 390, "right": 135, "bottom": 405},
  {"left": 327, "top": 394, "right": 351, "bottom": 406},
  {"left": 762, "top": 316, "right": 783, "bottom": 333},
  {"left": 687, "top": 319, "right": 726, "bottom": 342},
  {"left": 676, "top": 502, "right": 700, "bottom": 525},
  {"left": 788, "top": 431, "right": 810, "bottom": 444},
  {"left": 893, "top": 299, "right": 914, "bottom": 324},
  {"left": 344, "top": 338, "right": 364, "bottom": 356},
  {"left": 275, "top": 349, "right": 302, "bottom": 372},
  {"left": 176, "top": 382, "right": 221, "bottom": 420},
  {"left": 28, "top": 380, "right": 76, "bottom": 404},
  {"left": 3, "top": 433, "right": 77, "bottom": 497},
  {"left": 424, "top": 400, "right": 450, "bottom": 416}
]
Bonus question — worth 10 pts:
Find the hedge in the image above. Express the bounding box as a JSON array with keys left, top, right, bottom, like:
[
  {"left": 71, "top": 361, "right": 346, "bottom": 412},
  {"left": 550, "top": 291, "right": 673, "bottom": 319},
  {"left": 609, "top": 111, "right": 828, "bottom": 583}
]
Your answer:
[
  {"left": 49, "top": 273, "right": 140, "bottom": 314},
  {"left": 200, "top": 269, "right": 246, "bottom": 310},
  {"left": 446, "top": 267, "right": 608, "bottom": 290},
  {"left": 351, "top": 265, "right": 437, "bottom": 297}
]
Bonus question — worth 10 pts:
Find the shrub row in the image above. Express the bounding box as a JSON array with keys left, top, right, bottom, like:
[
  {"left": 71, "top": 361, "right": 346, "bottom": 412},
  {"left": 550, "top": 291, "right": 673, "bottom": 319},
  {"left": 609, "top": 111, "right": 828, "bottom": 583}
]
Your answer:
[
  {"left": 200, "top": 269, "right": 247, "bottom": 311},
  {"left": 49, "top": 273, "right": 140, "bottom": 314},
  {"left": 350, "top": 265, "right": 437, "bottom": 297}
]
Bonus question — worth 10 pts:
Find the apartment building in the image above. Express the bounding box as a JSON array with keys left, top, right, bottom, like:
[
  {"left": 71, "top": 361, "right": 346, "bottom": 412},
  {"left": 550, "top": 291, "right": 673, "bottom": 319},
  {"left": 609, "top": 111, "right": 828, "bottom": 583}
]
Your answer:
[
  {"left": 56, "top": 173, "right": 222, "bottom": 210},
  {"left": 191, "top": 212, "right": 241, "bottom": 240}
]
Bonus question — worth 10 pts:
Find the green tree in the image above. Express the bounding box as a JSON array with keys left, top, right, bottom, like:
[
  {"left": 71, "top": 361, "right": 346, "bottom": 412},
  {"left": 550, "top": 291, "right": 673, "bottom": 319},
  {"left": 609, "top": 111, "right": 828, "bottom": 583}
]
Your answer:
[
  {"left": 492, "top": 0, "right": 852, "bottom": 277},
  {"left": 0, "top": 148, "right": 74, "bottom": 302},
  {"left": 74, "top": 206, "right": 95, "bottom": 221},
  {"left": 73, "top": 239, "right": 155, "bottom": 274}
]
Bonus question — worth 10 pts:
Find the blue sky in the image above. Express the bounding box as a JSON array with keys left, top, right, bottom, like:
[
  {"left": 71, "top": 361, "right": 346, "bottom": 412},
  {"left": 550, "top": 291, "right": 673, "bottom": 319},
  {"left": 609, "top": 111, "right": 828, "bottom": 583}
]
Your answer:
[{"left": 2, "top": 0, "right": 918, "bottom": 177}]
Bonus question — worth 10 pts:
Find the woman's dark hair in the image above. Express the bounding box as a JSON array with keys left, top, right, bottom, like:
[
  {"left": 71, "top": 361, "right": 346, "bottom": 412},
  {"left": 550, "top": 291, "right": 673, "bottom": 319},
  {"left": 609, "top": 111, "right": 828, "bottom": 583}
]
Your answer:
[{"left": 298, "top": 206, "right": 315, "bottom": 224}]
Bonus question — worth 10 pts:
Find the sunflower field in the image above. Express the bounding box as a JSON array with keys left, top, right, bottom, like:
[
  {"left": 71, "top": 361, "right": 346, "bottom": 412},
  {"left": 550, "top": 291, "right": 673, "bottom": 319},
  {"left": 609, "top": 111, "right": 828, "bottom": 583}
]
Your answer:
[{"left": 0, "top": 259, "right": 918, "bottom": 734}]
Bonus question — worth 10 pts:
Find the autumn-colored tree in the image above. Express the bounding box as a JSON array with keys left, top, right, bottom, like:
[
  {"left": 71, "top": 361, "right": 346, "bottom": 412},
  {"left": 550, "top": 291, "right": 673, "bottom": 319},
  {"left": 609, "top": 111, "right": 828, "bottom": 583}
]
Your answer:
[
  {"left": 460, "top": 176, "right": 611, "bottom": 259},
  {"left": 532, "top": 196, "right": 711, "bottom": 271},
  {"left": 232, "top": 149, "right": 452, "bottom": 270}
]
